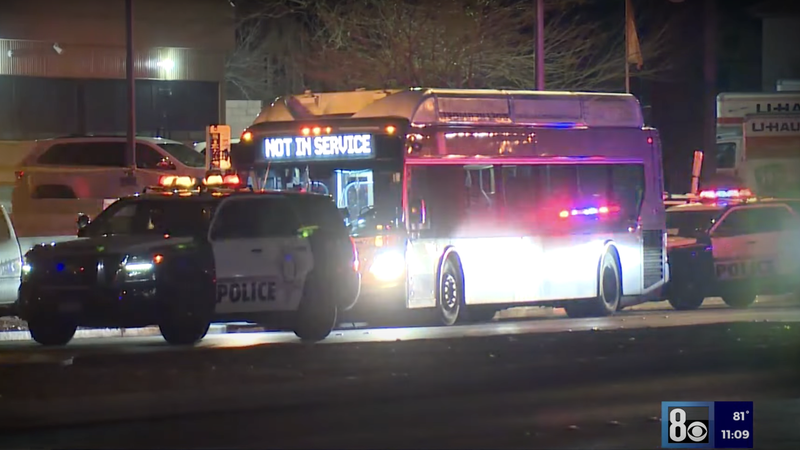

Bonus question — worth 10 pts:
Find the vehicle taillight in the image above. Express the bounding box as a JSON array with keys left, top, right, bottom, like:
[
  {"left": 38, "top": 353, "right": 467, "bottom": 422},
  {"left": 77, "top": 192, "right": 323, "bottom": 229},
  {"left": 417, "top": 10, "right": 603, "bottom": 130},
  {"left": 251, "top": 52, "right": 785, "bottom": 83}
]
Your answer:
[
  {"left": 223, "top": 174, "right": 240, "bottom": 185},
  {"left": 241, "top": 131, "right": 253, "bottom": 142},
  {"left": 14, "top": 171, "right": 24, "bottom": 180}
]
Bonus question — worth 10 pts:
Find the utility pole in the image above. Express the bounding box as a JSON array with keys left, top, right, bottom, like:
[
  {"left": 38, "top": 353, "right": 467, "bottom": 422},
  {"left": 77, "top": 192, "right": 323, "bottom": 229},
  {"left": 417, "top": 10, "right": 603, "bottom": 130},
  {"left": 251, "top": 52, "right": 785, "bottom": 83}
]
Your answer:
[
  {"left": 535, "top": 0, "right": 545, "bottom": 90},
  {"left": 125, "top": 0, "right": 136, "bottom": 168},
  {"left": 702, "top": 0, "right": 717, "bottom": 180},
  {"left": 624, "top": 0, "right": 630, "bottom": 93}
]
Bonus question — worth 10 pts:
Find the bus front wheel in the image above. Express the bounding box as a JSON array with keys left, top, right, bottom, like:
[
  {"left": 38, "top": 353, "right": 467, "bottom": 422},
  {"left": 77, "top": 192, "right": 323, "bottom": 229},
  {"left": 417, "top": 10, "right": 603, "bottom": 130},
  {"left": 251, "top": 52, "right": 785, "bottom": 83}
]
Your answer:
[
  {"left": 438, "top": 258, "right": 465, "bottom": 326},
  {"left": 564, "top": 251, "right": 621, "bottom": 318}
]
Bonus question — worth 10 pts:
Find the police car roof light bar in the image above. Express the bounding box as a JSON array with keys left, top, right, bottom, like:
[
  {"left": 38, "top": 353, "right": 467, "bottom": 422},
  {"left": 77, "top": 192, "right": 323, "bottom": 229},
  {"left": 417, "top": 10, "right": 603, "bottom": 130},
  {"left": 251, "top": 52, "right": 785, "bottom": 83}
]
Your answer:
[
  {"left": 559, "top": 205, "right": 621, "bottom": 219},
  {"left": 698, "top": 188, "right": 753, "bottom": 200}
]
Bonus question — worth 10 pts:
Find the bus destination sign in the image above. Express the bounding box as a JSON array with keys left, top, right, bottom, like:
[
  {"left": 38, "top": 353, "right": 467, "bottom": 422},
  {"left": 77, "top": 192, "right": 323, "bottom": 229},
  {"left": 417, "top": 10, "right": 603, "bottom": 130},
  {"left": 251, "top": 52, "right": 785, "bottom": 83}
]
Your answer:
[{"left": 264, "top": 133, "right": 373, "bottom": 161}]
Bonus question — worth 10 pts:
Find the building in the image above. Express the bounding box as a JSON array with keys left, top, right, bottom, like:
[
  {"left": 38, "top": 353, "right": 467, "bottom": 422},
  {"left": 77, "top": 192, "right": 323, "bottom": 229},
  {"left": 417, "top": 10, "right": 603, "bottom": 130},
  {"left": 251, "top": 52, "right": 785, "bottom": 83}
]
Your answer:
[
  {"left": 752, "top": 1, "right": 800, "bottom": 91},
  {"left": 0, "top": 0, "right": 235, "bottom": 142}
]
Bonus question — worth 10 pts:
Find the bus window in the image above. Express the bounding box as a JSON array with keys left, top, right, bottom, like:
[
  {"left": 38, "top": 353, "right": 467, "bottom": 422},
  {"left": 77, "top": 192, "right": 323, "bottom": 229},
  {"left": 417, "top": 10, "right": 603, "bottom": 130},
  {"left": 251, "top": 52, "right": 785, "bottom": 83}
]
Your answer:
[
  {"left": 335, "top": 169, "right": 374, "bottom": 220},
  {"left": 408, "top": 163, "right": 645, "bottom": 235}
]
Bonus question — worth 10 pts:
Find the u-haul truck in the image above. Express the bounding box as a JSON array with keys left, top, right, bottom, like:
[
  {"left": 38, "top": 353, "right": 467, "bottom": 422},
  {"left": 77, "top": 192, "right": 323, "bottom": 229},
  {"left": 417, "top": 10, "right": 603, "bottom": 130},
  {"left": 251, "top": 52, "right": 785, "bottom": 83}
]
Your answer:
[
  {"left": 716, "top": 92, "right": 800, "bottom": 194},
  {"left": 739, "top": 114, "right": 800, "bottom": 197}
]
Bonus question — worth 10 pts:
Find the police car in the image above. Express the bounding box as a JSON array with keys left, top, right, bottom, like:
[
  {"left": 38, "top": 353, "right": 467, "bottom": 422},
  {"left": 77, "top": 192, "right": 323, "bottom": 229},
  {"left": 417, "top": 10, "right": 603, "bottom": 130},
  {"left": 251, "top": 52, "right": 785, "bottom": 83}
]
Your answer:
[
  {"left": 664, "top": 189, "right": 800, "bottom": 310},
  {"left": 16, "top": 174, "right": 361, "bottom": 346}
]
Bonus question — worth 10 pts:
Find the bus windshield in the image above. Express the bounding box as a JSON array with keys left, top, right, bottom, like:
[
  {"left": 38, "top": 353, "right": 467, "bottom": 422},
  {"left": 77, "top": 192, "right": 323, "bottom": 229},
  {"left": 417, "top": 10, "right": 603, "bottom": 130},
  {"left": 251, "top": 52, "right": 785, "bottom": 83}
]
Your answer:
[{"left": 263, "top": 165, "right": 402, "bottom": 235}]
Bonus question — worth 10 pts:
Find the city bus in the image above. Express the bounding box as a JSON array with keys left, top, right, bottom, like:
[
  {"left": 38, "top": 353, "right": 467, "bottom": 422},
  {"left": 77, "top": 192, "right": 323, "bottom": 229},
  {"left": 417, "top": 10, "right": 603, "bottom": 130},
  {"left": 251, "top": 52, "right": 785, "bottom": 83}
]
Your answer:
[{"left": 235, "top": 88, "right": 667, "bottom": 324}]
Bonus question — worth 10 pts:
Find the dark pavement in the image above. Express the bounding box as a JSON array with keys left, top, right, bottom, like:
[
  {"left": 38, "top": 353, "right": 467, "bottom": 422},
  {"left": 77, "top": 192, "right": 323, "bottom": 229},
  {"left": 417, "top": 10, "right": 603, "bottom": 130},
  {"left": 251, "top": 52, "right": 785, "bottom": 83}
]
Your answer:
[{"left": 0, "top": 302, "right": 798, "bottom": 449}]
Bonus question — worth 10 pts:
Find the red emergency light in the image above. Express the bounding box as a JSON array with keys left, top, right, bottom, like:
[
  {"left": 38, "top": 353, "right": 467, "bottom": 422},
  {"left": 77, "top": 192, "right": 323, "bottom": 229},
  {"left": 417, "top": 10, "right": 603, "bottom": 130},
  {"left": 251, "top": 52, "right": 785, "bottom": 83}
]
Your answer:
[{"left": 203, "top": 173, "right": 242, "bottom": 187}]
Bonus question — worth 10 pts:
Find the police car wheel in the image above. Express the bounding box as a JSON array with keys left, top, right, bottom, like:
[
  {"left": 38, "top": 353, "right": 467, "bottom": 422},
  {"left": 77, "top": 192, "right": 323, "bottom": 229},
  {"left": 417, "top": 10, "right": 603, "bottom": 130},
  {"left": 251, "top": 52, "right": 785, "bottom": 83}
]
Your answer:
[
  {"left": 27, "top": 317, "right": 77, "bottom": 346},
  {"left": 294, "top": 299, "right": 337, "bottom": 342},
  {"left": 722, "top": 293, "right": 756, "bottom": 309},
  {"left": 668, "top": 294, "right": 705, "bottom": 311},
  {"left": 159, "top": 319, "right": 210, "bottom": 346},
  {"left": 438, "top": 258, "right": 465, "bottom": 326}
]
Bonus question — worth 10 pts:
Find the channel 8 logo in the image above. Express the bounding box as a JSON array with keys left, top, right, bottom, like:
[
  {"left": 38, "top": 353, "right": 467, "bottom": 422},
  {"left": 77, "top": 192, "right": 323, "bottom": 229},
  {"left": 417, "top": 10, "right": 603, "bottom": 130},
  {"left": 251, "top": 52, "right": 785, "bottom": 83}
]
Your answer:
[{"left": 668, "top": 406, "right": 709, "bottom": 443}]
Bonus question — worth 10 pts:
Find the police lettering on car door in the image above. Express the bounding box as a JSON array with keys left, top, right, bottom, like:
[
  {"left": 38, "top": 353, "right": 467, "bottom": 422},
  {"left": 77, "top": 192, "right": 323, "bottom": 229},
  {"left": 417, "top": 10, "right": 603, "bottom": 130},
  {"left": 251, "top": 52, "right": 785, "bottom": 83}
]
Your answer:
[
  {"left": 217, "top": 279, "right": 279, "bottom": 303},
  {"left": 714, "top": 259, "right": 777, "bottom": 280}
]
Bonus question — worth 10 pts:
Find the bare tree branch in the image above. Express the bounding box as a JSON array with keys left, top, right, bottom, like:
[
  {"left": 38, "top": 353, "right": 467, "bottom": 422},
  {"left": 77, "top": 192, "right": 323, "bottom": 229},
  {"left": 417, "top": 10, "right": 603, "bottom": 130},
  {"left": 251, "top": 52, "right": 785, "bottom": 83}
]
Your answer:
[
  {"left": 224, "top": 0, "right": 310, "bottom": 100},
  {"left": 229, "top": 0, "right": 677, "bottom": 96}
]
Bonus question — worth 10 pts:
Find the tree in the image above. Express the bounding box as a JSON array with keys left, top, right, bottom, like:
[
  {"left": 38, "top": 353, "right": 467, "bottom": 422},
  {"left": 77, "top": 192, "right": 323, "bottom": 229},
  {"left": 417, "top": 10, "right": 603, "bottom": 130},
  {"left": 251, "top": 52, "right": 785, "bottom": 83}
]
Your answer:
[
  {"left": 299, "top": 0, "right": 675, "bottom": 92},
  {"left": 225, "top": 1, "right": 309, "bottom": 100}
]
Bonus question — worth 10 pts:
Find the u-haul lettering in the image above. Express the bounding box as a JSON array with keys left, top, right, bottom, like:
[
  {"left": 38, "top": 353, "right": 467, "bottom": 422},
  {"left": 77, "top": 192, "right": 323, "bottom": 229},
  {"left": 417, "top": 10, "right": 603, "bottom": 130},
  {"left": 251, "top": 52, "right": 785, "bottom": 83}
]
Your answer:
[{"left": 715, "top": 260, "right": 776, "bottom": 280}]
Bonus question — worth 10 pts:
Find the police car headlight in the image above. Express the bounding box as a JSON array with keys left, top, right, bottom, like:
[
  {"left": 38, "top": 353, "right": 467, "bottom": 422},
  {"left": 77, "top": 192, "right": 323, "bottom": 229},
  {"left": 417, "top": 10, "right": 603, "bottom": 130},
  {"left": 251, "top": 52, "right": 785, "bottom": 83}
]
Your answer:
[
  {"left": 369, "top": 250, "right": 405, "bottom": 282},
  {"left": 121, "top": 254, "right": 162, "bottom": 282}
]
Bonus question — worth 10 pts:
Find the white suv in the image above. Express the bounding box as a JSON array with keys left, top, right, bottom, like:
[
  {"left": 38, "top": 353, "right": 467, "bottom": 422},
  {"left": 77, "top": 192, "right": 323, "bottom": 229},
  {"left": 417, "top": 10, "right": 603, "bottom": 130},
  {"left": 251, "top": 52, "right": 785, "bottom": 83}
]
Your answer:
[{"left": 12, "top": 135, "right": 207, "bottom": 238}]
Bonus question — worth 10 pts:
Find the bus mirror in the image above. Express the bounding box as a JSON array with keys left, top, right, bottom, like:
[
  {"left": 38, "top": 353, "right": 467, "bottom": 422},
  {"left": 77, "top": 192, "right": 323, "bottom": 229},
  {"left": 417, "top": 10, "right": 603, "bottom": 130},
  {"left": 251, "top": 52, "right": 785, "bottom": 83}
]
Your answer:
[
  {"left": 409, "top": 199, "right": 428, "bottom": 228},
  {"left": 77, "top": 213, "right": 91, "bottom": 231}
]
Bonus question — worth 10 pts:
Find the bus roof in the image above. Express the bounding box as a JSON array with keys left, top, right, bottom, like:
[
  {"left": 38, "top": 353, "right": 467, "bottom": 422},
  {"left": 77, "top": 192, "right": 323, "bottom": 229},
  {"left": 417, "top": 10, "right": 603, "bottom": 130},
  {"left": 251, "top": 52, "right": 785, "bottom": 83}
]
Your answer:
[{"left": 254, "top": 88, "right": 644, "bottom": 129}]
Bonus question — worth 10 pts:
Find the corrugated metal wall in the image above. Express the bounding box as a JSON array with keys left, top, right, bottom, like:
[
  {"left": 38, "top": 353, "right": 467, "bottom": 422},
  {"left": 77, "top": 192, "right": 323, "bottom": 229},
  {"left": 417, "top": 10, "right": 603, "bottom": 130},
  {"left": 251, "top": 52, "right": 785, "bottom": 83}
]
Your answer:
[
  {"left": 0, "top": 0, "right": 234, "bottom": 141},
  {"left": 0, "top": 40, "right": 225, "bottom": 82}
]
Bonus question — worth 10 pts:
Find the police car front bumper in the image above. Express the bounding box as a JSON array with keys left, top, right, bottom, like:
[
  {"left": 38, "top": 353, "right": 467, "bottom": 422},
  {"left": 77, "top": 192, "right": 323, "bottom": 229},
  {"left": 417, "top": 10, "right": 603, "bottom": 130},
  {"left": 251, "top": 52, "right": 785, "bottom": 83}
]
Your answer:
[{"left": 17, "top": 281, "right": 166, "bottom": 328}]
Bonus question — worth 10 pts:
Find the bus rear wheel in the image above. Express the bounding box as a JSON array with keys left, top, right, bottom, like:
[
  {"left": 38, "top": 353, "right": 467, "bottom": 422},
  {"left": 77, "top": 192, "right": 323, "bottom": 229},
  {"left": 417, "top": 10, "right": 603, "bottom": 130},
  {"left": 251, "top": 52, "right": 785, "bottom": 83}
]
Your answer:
[
  {"left": 438, "top": 258, "right": 465, "bottom": 326},
  {"left": 564, "top": 251, "right": 621, "bottom": 318}
]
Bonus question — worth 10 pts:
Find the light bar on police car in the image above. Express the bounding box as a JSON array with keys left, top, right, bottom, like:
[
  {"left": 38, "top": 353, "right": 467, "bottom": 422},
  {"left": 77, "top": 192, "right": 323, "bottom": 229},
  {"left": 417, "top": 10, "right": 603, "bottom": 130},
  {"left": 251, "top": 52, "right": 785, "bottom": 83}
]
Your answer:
[
  {"left": 698, "top": 189, "right": 752, "bottom": 200},
  {"left": 559, "top": 205, "right": 621, "bottom": 218},
  {"left": 158, "top": 175, "right": 196, "bottom": 188},
  {"left": 203, "top": 173, "right": 241, "bottom": 186}
]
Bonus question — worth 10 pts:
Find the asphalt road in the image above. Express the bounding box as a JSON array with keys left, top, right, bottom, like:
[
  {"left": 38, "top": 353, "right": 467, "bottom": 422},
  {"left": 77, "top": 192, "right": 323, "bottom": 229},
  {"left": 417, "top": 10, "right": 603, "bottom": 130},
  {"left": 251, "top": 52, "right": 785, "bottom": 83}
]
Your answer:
[{"left": 0, "top": 299, "right": 798, "bottom": 449}]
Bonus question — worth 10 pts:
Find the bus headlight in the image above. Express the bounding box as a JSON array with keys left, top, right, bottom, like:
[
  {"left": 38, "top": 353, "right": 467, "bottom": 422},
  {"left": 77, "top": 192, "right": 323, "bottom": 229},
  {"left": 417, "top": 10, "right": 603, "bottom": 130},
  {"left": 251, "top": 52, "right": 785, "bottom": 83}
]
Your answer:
[{"left": 369, "top": 250, "right": 405, "bottom": 282}]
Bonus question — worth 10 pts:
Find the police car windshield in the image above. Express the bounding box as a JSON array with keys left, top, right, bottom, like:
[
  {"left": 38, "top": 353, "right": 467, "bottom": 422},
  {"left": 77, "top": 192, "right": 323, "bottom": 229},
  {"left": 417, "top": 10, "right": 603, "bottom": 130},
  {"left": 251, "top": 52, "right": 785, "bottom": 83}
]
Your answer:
[
  {"left": 666, "top": 210, "right": 720, "bottom": 237},
  {"left": 157, "top": 143, "right": 206, "bottom": 168},
  {"left": 85, "top": 199, "right": 216, "bottom": 237}
]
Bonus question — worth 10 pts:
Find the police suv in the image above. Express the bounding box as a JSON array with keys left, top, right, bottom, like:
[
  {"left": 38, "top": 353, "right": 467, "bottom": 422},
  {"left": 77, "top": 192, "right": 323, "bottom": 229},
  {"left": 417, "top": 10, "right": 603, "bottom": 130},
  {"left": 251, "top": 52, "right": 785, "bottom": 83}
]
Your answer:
[
  {"left": 664, "top": 190, "right": 800, "bottom": 310},
  {"left": 16, "top": 175, "right": 361, "bottom": 346}
]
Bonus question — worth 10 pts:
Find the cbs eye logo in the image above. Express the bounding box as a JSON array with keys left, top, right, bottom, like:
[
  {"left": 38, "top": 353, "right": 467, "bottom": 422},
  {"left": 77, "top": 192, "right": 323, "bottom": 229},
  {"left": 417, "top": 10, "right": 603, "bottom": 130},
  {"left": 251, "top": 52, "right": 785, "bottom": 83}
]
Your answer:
[{"left": 669, "top": 407, "right": 709, "bottom": 443}]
